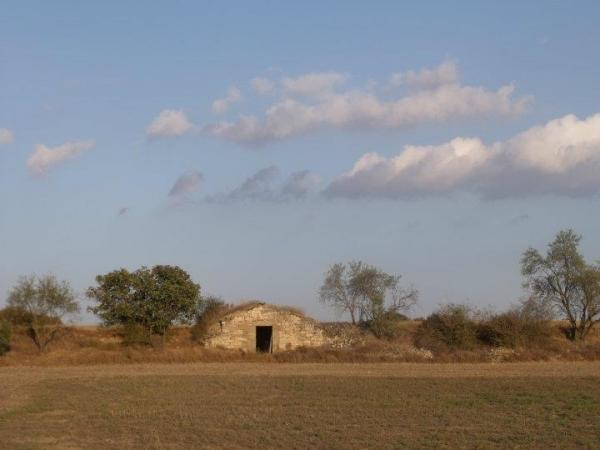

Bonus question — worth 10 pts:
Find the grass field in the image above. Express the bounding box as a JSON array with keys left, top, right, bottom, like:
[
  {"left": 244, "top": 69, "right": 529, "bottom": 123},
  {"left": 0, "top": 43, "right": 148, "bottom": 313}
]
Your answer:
[{"left": 2, "top": 362, "right": 600, "bottom": 449}]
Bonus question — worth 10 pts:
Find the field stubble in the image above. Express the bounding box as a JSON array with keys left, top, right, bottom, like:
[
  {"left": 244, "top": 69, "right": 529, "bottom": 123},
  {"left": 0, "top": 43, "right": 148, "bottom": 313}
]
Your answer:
[{"left": 1, "top": 362, "right": 600, "bottom": 449}]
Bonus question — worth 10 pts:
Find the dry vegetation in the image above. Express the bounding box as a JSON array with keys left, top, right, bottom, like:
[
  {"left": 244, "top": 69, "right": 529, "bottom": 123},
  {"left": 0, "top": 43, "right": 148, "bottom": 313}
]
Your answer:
[
  {"left": 1, "top": 320, "right": 600, "bottom": 367},
  {"left": 1, "top": 362, "right": 600, "bottom": 449}
]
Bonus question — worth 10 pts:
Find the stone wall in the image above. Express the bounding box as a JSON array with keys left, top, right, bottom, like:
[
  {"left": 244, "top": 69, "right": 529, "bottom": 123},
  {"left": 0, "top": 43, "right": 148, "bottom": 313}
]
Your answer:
[{"left": 204, "top": 304, "right": 329, "bottom": 352}]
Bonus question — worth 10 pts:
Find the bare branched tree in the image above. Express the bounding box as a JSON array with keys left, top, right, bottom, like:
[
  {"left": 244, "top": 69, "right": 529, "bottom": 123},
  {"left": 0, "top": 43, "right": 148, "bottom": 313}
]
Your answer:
[
  {"left": 7, "top": 275, "right": 79, "bottom": 352},
  {"left": 521, "top": 229, "right": 600, "bottom": 340},
  {"left": 319, "top": 261, "right": 417, "bottom": 332}
]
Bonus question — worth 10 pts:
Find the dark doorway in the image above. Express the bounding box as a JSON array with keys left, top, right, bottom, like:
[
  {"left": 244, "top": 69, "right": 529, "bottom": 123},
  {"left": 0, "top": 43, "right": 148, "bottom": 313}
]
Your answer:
[{"left": 256, "top": 326, "right": 273, "bottom": 353}]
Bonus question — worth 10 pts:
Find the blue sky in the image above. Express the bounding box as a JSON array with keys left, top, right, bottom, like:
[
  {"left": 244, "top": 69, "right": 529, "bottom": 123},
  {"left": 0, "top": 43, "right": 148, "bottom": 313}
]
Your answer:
[{"left": 1, "top": 1, "right": 600, "bottom": 321}]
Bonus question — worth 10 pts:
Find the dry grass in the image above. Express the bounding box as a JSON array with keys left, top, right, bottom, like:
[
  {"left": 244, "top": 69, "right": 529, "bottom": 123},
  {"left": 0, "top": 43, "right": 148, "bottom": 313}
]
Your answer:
[
  {"left": 1, "top": 322, "right": 600, "bottom": 367},
  {"left": 1, "top": 362, "right": 600, "bottom": 449}
]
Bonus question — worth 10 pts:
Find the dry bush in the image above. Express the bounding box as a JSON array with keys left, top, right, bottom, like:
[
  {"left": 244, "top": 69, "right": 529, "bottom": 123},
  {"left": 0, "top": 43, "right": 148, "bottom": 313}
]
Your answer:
[
  {"left": 191, "top": 297, "right": 230, "bottom": 343},
  {"left": 363, "top": 311, "right": 410, "bottom": 340},
  {"left": 120, "top": 323, "right": 153, "bottom": 346},
  {"left": 415, "top": 304, "right": 479, "bottom": 352},
  {"left": 2, "top": 314, "right": 600, "bottom": 366},
  {"left": 0, "top": 306, "right": 62, "bottom": 327},
  {"left": 0, "top": 306, "right": 72, "bottom": 354},
  {"left": 477, "top": 298, "right": 554, "bottom": 349},
  {"left": 0, "top": 321, "right": 11, "bottom": 356},
  {"left": 477, "top": 312, "right": 552, "bottom": 349}
]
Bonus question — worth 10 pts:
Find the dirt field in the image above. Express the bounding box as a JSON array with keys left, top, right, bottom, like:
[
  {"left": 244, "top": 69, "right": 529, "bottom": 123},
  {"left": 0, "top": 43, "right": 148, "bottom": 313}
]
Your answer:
[{"left": 2, "top": 362, "right": 600, "bottom": 449}]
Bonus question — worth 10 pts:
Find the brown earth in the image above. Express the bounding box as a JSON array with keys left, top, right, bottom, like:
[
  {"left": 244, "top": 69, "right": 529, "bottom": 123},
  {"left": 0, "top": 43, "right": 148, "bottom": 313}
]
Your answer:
[{"left": 1, "top": 362, "right": 600, "bottom": 449}]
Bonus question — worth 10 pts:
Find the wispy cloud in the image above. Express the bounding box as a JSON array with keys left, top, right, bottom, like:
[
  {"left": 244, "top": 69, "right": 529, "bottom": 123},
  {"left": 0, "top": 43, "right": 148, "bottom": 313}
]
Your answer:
[
  {"left": 0, "top": 128, "right": 14, "bottom": 145},
  {"left": 282, "top": 72, "right": 346, "bottom": 97},
  {"left": 326, "top": 113, "right": 600, "bottom": 199},
  {"left": 207, "top": 166, "right": 279, "bottom": 202},
  {"left": 212, "top": 87, "right": 242, "bottom": 114},
  {"left": 206, "top": 166, "right": 320, "bottom": 203},
  {"left": 27, "top": 140, "right": 95, "bottom": 175},
  {"left": 251, "top": 77, "right": 275, "bottom": 94},
  {"left": 390, "top": 60, "right": 459, "bottom": 89},
  {"left": 146, "top": 110, "right": 193, "bottom": 138},
  {"left": 204, "top": 61, "right": 531, "bottom": 146},
  {"left": 282, "top": 170, "right": 321, "bottom": 198},
  {"left": 169, "top": 170, "right": 203, "bottom": 196}
]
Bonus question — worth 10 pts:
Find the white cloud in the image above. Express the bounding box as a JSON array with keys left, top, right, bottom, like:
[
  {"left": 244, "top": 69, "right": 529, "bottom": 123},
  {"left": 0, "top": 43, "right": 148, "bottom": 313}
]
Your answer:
[
  {"left": 390, "top": 60, "right": 459, "bottom": 89},
  {"left": 212, "top": 87, "right": 242, "bottom": 114},
  {"left": 169, "top": 170, "right": 203, "bottom": 196},
  {"left": 0, "top": 128, "right": 14, "bottom": 145},
  {"left": 251, "top": 77, "right": 275, "bottom": 95},
  {"left": 27, "top": 140, "right": 95, "bottom": 175},
  {"left": 146, "top": 110, "right": 193, "bottom": 138},
  {"left": 326, "top": 114, "right": 600, "bottom": 199},
  {"left": 205, "top": 62, "right": 531, "bottom": 146},
  {"left": 282, "top": 72, "right": 346, "bottom": 97}
]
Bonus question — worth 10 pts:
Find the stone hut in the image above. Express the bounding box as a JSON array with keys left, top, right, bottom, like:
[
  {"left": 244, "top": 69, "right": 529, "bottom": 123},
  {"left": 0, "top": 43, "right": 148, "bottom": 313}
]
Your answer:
[{"left": 204, "top": 302, "right": 328, "bottom": 353}]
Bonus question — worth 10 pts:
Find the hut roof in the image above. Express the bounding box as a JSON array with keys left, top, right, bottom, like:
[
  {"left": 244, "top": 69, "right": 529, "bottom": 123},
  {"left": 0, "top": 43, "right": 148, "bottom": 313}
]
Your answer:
[{"left": 220, "top": 301, "right": 306, "bottom": 318}]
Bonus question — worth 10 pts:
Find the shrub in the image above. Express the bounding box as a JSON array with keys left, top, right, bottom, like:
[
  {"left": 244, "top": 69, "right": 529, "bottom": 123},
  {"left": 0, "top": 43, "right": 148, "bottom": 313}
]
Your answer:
[
  {"left": 477, "top": 299, "right": 553, "bottom": 348},
  {"left": 6, "top": 276, "right": 78, "bottom": 352},
  {"left": 364, "top": 311, "right": 409, "bottom": 339},
  {"left": 0, "top": 321, "right": 11, "bottom": 356},
  {"left": 415, "top": 304, "right": 479, "bottom": 351},
  {"left": 191, "top": 296, "right": 228, "bottom": 343},
  {"left": 121, "top": 323, "right": 153, "bottom": 346}
]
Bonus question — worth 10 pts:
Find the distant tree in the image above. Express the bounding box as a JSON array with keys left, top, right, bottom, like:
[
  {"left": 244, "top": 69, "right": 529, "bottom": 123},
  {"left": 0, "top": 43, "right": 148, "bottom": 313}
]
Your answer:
[
  {"left": 87, "top": 265, "right": 201, "bottom": 339},
  {"left": 319, "top": 261, "right": 417, "bottom": 333},
  {"left": 319, "top": 263, "right": 360, "bottom": 324},
  {"left": 521, "top": 229, "right": 600, "bottom": 340},
  {"left": 7, "top": 275, "right": 79, "bottom": 352}
]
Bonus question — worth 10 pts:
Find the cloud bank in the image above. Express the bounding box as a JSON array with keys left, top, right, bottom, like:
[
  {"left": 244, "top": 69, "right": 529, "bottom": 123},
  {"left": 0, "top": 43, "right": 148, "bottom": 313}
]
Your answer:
[
  {"left": 326, "top": 114, "right": 600, "bottom": 199},
  {"left": 205, "top": 62, "right": 531, "bottom": 146},
  {"left": 0, "top": 128, "right": 14, "bottom": 145},
  {"left": 146, "top": 110, "right": 193, "bottom": 138},
  {"left": 27, "top": 140, "right": 95, "bottom": 175}
]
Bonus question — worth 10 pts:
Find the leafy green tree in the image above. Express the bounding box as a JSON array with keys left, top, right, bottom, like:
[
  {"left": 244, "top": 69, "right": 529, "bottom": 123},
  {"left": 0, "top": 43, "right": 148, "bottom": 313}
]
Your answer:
[
  {"left": 87, "top": 265, "right": 201, "bottom": 338},
  {"left": 319, "top": 261, "right": 417, "bottom": 333},
  {"left": 7, "top": 275, "right": 79, "bottom": 352},
  {"left": 521, "top": 229, "right": 600, "bottom": 340}
]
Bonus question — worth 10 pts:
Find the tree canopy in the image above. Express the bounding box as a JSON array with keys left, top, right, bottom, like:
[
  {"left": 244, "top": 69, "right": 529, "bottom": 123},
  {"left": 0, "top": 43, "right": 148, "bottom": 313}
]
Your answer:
[{"left": 87, "top": 265, "right": 201, "bottom": 336}]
